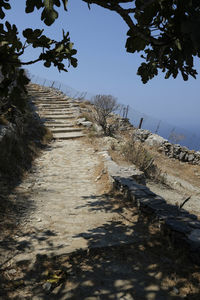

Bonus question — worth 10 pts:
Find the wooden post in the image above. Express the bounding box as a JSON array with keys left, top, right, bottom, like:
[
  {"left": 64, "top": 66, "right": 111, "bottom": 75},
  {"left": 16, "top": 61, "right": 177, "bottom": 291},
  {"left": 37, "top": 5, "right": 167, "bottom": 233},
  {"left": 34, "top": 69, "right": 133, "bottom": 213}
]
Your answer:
[
  {"left": 138, "top": 117, "right": 144, "bottom": 129},
  {"left": 125, "top": 105, "right": 129, "bottom": 118}
]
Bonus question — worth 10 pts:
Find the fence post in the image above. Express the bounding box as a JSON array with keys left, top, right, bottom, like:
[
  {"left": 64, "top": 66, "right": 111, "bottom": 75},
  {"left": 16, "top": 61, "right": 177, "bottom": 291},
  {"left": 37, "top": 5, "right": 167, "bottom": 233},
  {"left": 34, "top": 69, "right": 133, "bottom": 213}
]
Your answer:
[
  {"left": 138, "top": 117, "right": 144, "bottom": 129},
  {"left": 155, "top": 120, "right": 161, "bottom": 134},
  {"left": 125, "top": 105, "right": 129, "bottom": 119}
]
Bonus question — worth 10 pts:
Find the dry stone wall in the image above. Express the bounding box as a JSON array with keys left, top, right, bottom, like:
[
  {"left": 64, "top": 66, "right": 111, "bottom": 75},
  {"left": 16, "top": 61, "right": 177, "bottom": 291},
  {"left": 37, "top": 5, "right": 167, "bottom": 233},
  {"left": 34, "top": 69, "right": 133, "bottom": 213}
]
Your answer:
[
  {"left": 133, "top": 129, "right": 200, "bottom": 165},
  {"left": 101, "top": 151, "right": 200, "bottom": 265}
]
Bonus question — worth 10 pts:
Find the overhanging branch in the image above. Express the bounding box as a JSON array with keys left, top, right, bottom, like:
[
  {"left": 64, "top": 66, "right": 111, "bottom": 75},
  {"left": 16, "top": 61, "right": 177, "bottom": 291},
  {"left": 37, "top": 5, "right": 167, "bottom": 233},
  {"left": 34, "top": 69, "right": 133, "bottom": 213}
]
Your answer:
[{"left": 82, "top": 0, "right": 173, "bottom": 46}]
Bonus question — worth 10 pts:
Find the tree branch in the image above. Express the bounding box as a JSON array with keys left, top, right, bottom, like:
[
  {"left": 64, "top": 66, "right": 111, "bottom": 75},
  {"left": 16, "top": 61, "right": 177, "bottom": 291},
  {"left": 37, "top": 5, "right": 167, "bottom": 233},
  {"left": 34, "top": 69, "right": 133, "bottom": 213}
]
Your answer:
[
  {"left": 5, "top": 57, "right": 42, "bottom": 66},
  {"left": 83, "top": 0, "right": 173, "bottom": 46},
  {"left": 20, "top": 58, "right": 42, "bottom": 65}
]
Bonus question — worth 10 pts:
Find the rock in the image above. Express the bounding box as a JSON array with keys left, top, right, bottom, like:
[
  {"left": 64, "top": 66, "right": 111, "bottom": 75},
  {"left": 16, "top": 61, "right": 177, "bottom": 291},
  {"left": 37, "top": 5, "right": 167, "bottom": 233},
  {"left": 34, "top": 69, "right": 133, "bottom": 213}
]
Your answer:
[
  {"left": 93, "top": 123, "right": 103, "bottom": 133},
  {"left": 76, "top": 117, "right": 86, "bottom": 124},
  {"left": 145, "top": 134, "right": 167, "bottom": 147},
  {"left": 165, "top": 218, "right": 191, "bottom": 234},
  {"left": 172, "top": 287, "right": 179, "bottom": 295},
  {"left": 43, "top": 282, "right": 52, "bottom": 291},
  {"left": 7, "top": 269, "right": 17, "bottom": 275},
  {"left": 133, "top": 129, "right": 151, "bottom": 142},
  {"left": 188, "top": 229, "right": 200, "bottom": 243},
  {"left": 179, "top": 152, "right": 185, "bottom": 161},
  {"left": 188, "top": 153, "right": 195, "bottom": 162},
  {"left": 101, "top": 136, "right": 119, "bottom": 151},
  {"left": 157, "top": 146, "right": 163, "bottom": 152},
  {"left": 81, "top": 121, "right": 93, "bottom": 128}
]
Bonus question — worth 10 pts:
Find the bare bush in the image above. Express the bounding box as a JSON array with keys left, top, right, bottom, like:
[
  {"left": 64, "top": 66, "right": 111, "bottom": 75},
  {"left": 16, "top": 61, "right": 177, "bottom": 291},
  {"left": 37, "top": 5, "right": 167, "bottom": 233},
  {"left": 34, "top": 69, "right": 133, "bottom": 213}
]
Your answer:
[
  {"left": 121, "top": 140, "right": 154, "bottom": 174},
  {"left": 92, "top": 95, "right": 120, "bottom": 136}
]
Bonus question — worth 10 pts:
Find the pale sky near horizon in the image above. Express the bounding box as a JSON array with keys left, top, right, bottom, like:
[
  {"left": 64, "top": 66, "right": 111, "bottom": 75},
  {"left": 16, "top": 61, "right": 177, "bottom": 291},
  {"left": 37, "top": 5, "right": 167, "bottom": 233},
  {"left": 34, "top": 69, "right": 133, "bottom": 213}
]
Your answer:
[{"left": 5, "top": 0, "right": 200, "bottom": 133}]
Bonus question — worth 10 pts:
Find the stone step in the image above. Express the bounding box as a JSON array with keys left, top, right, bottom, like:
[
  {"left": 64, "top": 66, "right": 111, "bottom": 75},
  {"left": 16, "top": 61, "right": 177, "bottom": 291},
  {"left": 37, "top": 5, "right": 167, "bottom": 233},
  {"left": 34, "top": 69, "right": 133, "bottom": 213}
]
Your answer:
[
  {"left": 33, "top": 95, "right": 70, "bottom": 99},
  {"left": 38, "top": 107, "right": 78, "bottom": 111},
  {"left": 42, "top": 115, "right": 75, "bottom": 120},
  {"left": 33, "top": 100, "right": 70, "bottom": 105},
  {"left": 39, "top": 112, "right": 78, "bottom": 116},
  {"left": 53, "top": 132, "right": 85, "bottom": 140},
  {"left": 50, "top": 127, "right": 82, "bottom": 133},
  {"left": 34, "top": 103, "right": 79, "bottom": 107},
  {"left": 33, "top": 98, "right": 77, "bottom": 102},
  {"left": 39, "top": 111, "right": 74, "bottom": 116},
  {"left": 46, "top": 123, "right": 75, "bottom": 128},
  {"left": 36, "top": 106, "right": 78, "bottom": 111},
  {"left": 32, "top": 95, "right": 69, "bottom": 99}
]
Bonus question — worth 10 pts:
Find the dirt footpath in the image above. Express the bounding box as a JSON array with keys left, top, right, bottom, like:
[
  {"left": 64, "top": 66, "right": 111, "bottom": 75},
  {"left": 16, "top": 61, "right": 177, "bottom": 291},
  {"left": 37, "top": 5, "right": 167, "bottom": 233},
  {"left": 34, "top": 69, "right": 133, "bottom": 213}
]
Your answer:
[{"left": 0, "top": 137, "right": 200, "bottom": 299}]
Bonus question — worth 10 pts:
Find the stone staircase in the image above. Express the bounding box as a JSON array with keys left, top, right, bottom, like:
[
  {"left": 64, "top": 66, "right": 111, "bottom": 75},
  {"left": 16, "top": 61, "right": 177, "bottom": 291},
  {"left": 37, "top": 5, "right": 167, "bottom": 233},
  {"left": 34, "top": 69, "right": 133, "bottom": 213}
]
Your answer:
[{"left": 27, "top": 83, "right": 85, "bottom": 140}]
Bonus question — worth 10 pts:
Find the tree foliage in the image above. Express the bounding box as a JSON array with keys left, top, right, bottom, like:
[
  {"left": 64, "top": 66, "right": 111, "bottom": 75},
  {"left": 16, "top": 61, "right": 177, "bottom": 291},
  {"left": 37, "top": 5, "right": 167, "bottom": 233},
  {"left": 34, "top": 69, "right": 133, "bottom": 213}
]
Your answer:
[
  {"left": 83, "top": 0, "right": 200, "bottom": 83},
  {"left": 0, "top": 0, "right": 77, "bottom": 103}
]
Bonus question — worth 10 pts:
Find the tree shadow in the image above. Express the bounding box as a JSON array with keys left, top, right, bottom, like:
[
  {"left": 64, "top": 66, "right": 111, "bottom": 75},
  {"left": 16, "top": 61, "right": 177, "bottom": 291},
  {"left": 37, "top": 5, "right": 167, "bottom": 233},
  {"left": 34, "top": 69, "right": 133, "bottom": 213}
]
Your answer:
[
  {"left": 1, "top": 192, "right": 200, "bottom": 299},
  {"left": 0, "top": 103, "right": 54, "bottom": 248}
]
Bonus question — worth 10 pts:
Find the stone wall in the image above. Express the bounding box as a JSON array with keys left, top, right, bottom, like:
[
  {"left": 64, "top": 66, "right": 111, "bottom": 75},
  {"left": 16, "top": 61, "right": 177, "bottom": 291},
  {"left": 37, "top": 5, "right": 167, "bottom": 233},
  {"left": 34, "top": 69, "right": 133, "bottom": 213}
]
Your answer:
[
  {"left": 101, "top": 151, "right": 200, "bottom": 265},
  {"left": 133, "top": 129, "right": 200, "bottom": 165}
]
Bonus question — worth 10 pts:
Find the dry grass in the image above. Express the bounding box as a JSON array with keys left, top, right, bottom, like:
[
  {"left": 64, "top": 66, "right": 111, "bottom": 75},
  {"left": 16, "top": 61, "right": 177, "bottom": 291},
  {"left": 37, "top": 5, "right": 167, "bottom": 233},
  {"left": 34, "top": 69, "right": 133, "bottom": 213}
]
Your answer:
[
  {"left": 79, "top": 111, "right": 94, "bottom": 122},
  {"left": 120, "top": 139, "right": 154, "bottom": 174},
  {"left": 42, "top": 127, "right": 53, "bottom": 144},
  {"left": 0, "top": 115, "right": 9, "bottom": 125},
  {"left": 146, "top": 145, "right": 200, "bottom": 189}
]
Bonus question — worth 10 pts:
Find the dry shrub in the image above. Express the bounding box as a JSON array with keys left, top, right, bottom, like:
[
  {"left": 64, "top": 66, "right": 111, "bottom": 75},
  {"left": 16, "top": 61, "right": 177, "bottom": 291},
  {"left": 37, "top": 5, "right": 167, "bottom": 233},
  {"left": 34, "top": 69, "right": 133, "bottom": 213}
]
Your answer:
[
  {"left": 92, "top": 94, "right": 120, "bottom": 136},
  {"left": 121, "top": 139, "right": 157, "bottom": 178},
  {"left": 42, "top": 127, "right": 53, "bottom": 143},
  {"left": 79, "top": 112, "right": 94, "bottom": 122},
  {"left": 0, "top": 115, "right": 9, "bottom": 125},
  {"left": 120, "top": 138, "right": 168, "bottom": 184},
  {"left": 79, "top": 100, "right": 92, "bottom": 108}
]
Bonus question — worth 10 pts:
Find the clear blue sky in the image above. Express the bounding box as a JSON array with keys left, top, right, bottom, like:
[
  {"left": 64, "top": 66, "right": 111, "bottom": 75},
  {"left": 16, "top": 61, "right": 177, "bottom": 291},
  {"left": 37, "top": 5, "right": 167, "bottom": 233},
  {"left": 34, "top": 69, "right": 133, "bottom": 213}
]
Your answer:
[{"left": 6, "top": 0, "right": 200, "bottom": 132}]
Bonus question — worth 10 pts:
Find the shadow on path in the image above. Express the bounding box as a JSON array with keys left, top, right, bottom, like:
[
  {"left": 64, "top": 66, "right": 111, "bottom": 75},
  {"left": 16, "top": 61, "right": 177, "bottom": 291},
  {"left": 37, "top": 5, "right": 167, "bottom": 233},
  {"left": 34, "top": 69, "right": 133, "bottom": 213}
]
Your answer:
[{"left": 1, "top": 192, "right": 200, "bottom": 299}]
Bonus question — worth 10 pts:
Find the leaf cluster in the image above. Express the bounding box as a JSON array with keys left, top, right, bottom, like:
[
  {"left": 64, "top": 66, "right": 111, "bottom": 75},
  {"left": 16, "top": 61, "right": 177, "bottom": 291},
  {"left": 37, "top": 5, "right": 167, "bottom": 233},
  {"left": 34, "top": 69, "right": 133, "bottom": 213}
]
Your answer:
[
  {"left": 25, "top": 0, "right": 68, "bottom": 26},
  {"left": 83, "top": 0, "right": 200, "bottom": 83},
  {"left": 0, "top": 0, "right": 77, "bottom": 107},
  {"left": 126, "top": 0, "right": 200, "bottom": 82}
]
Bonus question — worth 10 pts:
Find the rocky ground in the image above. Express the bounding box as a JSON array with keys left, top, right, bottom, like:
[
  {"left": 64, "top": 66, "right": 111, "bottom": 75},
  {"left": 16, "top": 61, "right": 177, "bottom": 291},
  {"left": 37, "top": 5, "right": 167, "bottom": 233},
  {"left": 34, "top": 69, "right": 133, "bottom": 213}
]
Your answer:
[{"left": 1, "top": 85, "right": 200, "bottom": 299}]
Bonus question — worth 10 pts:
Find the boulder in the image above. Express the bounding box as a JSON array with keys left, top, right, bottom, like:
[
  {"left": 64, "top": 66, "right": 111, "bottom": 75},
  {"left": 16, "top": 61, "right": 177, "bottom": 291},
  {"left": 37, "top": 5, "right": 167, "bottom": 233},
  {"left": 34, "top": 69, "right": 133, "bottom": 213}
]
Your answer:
[
  {"left": 76, "top": 118, "right": 93, "bottom": 127},
  {"left": 81, "top": 121, "right": 93, "bottom": 128},
  {"left": 133, "top": 129, "right": 151, "bottom": 142},
  {"left": 179, "top": 152, "right": 185, "bottom": 161},
  {"left": 188, "top": 153, "right": 195, "bottom": 162},
  {"left": 145, "top": 134, "right": 167, "bottom": 147}
]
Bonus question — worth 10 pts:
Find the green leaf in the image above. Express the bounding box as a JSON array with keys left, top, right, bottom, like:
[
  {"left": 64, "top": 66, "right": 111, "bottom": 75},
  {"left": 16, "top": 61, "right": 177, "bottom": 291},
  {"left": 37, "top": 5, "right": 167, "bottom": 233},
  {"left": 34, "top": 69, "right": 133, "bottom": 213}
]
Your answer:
[
  {"left": 70, "top": 57, "right": 78, "bottom": 67},
  {"left": 165, "top": 70, "right": 171, "bottom": 79},
  {"left": 126, "top": 36, "right": 146, "bottom": 53},
  {"left": 34, "top": 29, "right": 43, "bottom": 37},
  {"left": 61, "top": 0, "right": 68, "bottom": 10},
  {"left": 181, "top": 72, "right": 188, "bottom": 81},
  {"left": 56, "top": 44, "right": 64, "bottom": 52},
  {"left": 25, "top": 0, "right": 43, "bottom": 13},
  {"left": 175, "top": 39, "right": 182, "bottom": 51},
  {"left": 0, "top": 0, "right": 11, "bottom": 19},
  {"left": 23, "top": 28, "right": 33, "bottom": 38},
  {"left": 44, "top": 61, "right": 51, "bottom": 67},
  {"left": 5, "top": 21, "right": 11, "bottom": 30},
  {"left": 41, "top": 0, "right": 59, "bottom": 26}
]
